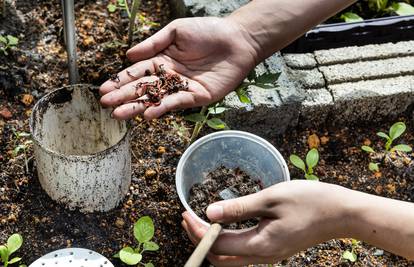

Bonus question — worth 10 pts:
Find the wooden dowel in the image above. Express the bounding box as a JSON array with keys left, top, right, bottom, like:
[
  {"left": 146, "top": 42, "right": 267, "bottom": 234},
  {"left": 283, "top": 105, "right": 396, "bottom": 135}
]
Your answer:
[{"left": 184, "top": 223, "right": 222, "bottom": 267}]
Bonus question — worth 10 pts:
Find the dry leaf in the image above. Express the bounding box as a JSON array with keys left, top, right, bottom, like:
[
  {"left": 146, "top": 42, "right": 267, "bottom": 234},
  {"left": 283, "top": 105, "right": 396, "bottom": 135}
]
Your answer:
[{"left": 308, "top": 134, "right": 320, "bottom": 149}]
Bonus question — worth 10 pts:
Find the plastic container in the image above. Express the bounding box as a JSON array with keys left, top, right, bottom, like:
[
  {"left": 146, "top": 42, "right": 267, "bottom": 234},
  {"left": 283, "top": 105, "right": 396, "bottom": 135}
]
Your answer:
[
  {"left": 282, "top": 15, "right": 414, "bottom": 53},
  {"left": 176, "top": 130, "right": 290, "bottom": 229},
  {"left": 29, "top": 248, "right": 114, "bottom": 267},
  {"left": 30, "top": 84, "right": 131, "bottom": 212}
]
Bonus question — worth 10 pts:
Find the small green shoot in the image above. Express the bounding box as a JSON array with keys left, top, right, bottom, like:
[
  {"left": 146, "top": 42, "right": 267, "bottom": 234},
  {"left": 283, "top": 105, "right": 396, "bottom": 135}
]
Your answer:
[
  {"left": 368, "top": 162, "right": 380, "bottom": 173},
  {"left": 11, "top": 130, "right": 33, "bottom": 173},
  {"left": 342, "top": 239, "right": 360, "bottom": 263},
  {"left": 114, "top": 216, "right": 158, "bottom": 266},
  {"left": 340, "top": 12, "right": 364, "bottom": 22},
  {"left": 0, "top": 35, "right": 18, "bottom": 56},
  {"left": 377, "top": 122, "right": 411, "bottom": 152},
  {"left": 185, "top": 103, "right": 229, "bottom": 144},
  {"left": 0, "top": 233, "right": 24, "bottom": 267},
  {"left": 235, "top": 69, "right": 281, "bottom": 104},
  {"left": 289, "top": 148, "right": 319, "bottom": 181},
  {"left": 390, "top": 2, "right": 414, "bottom": 15}
]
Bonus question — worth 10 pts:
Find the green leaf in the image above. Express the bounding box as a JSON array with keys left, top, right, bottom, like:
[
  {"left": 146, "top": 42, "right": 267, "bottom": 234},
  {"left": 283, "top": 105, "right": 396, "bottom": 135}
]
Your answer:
[
  {"left": 255, "top": 72, "right": 280, "bottom": 84},
  {"left": 254, "top": 83, "right": 276, "bottom": 89},
  {"left": 184, "top": 113, "right": 206, "bottom": 123},
  {"left": 0, "top": 245, "right": 9, "bottom": 263},
  {"left": 143, "top": 241, "right": 159, "bottom": 251},
  {"left": 361, "top": 146, "right": 375, "bottom": 153},
  {"left": 377, "top": 131, "right": 390, "bottom": 140},
  {"left": 342, "top": 250, "right": 357, "bottom": 262},
  {"left": 306, "top": 148, "right": 319, "bottom": 169},
  {"left": 13, "top": 145, "right": 25, "bottom": 156},
  {"left": 208, "top": 106, "right": 226, "bottom": 115},
  {"left": 6, "top": 35, "right": 18, "bottom": 46},
  {"left": 235, "top": 85, "right": 251, "bottom": 104},
  {"left": 134, "top": 216, "right": 154, "bottom": 243},
  {"left": 113, "top": 252, "right": 120, "bottom": 258},
  {"left": 0, "top": 35, "right": 7, "bottom": 44},
  {"left": 391, "top": 144, "right": 412, "bottom": 152},
  {"left": 107, "top": 4, "right": 117, "bottom": 12},
  {"left": 206, "top": 118, "right": 229, "bottom": 130},
  {"left": 368, "top": 162, "right": 379, "bottom": 172},
  {"left": 289, "top": 155, "right": 306, "bottom": 172},
  {"left": 340, "top": 12, "right": 363, "bottom": 23},
  {"left": 7, "top": 234, "right": 23, "bottom": 254},
  {"left": 391, "top": 2, "right": 414, "bottom": 15},
  {"left": 119, "top": 247, "right": 142, "bottom": 265},
  {"left": 144, "top": 263, "right": 155, "bottom": 267},
  {"left": 305, "top": 174, "right": 319, "bottom": 181},
  {"left": 247, "top": 69, "right": 257, "bottom": 81},
  {"left": 389, "top": 122, "right": 406, "bottom": 141},
  {"left": 8, "top": 257, "right": 21, "bottom": 264},
  {"left": 16, "top": 132, "right": 30, "bottom": 138}
]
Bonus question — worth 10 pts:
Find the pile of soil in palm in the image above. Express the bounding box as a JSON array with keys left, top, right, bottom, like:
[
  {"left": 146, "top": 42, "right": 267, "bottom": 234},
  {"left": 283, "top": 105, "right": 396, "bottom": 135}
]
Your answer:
[{"left": 188, "top": 166, "right": 262, "bottom": 229}]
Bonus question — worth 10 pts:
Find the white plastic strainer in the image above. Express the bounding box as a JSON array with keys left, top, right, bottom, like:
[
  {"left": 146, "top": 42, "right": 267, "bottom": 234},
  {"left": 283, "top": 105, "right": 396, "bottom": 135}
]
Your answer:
[{"left": 29, "top": 248, "right": 114, "bottom": 267}]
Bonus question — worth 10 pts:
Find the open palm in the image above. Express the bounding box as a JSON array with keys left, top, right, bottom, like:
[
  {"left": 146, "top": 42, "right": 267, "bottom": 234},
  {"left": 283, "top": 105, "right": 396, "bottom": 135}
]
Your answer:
[{"left": 99, "top": 17, "right": 259, "bottom": 120}]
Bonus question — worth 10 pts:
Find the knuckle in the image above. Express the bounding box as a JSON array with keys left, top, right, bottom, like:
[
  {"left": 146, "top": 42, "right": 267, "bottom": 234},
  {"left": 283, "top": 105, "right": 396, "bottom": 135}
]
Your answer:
[{"left": 229, "top": 201, "right": 247, "bottom": 221}]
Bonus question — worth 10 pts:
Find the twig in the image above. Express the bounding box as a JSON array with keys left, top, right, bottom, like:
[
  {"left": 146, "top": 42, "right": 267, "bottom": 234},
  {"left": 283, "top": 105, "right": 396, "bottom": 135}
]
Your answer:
[{"left": 189, "top": 106, "right": 208, "bottom": 144}]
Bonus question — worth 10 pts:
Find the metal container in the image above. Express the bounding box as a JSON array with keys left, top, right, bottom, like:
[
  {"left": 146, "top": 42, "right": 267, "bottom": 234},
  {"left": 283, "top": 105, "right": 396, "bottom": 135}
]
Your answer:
[
  {"left": 176, "top": 130, "right": 290, "bottom": 229},
  {"left": 30, "top": 84, "right": 131, "bottom": 212}
]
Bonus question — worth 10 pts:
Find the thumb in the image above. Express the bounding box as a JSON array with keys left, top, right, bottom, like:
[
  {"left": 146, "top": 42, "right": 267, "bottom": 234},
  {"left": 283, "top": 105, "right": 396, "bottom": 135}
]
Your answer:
[
  {"left": 206, "top": 192, "right": 269, "bottom": 224},
  {"left": 126, "top": 20, "right": 176, "bottom": 62}
]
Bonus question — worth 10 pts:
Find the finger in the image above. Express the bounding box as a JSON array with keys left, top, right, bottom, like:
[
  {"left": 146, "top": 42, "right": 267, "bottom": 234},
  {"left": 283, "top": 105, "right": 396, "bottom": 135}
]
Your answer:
[
  {"left": 100, "top": 76, "right": 158, "bottom": 107},
  {"left": 111, "top": 102, "right": 146, "bottom": 120},
  {"left": 182, "top": 212, "right": 265, "bottom": 256},
  {"left": 143, "top": 79, "right": 211, "bottom": 120},
  {"left": 206, "top": 189, "right": 272, "bottom": 224},
  {"left": 99, "top": 59, "right": 160, "bottom": 96},
  {"left": 126, "top": 21, "right": 176, "bottom": 62},
  {"left": 182, "top": 219, "right": 202, "bottom": 245}
]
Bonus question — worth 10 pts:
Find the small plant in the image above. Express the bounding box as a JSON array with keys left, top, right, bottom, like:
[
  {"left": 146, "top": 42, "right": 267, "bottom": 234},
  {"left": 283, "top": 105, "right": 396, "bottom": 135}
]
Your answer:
[
  {"left": 361, "top": 122, "right": 412, "bottom": 153},
  {"left": 11, "top": 130, "right": 33, "bottom": 173},
  {"left": 184, "top": 103, "right": 229, "bottom": 144},
  {"left": 114, "top": 216, "right": 158, "bottom": 267},
  {"left": 341, "top": 239, "right": 360, "bottom": 263},
  {"left": 289, "top": 148, "right": 319, "bottom": 181},
  {"left": 368, "top": 162, "right": 380, "bottom": 173},
  {"left": 0, "top": 35, "right": 18, "bottom": 55},
  {"left": 235, "top": 70, "right": 281, "bottom": 104},
  {"left": 340, "top": 12, "right": 364, "bottom": 22},
  {"left": 107, "top": 0, "right": 141, "bottom": 46},
  {"left": 0, "top": 233, "right": 25, "bottom": 267}
]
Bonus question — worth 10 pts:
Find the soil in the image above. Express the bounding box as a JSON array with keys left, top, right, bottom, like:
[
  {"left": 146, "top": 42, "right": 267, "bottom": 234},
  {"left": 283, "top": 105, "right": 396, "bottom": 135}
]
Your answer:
[
  {"left": 188, "top": 166, "right": 262, "bottom": 230},
  {"left": 1, "top": 1, "right": 414, "bottom": 267}
]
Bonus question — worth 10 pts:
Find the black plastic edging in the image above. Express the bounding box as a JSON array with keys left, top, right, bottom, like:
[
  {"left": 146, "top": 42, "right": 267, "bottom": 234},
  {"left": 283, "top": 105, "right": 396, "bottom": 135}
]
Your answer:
[{"left": 282, "top": 15, "right": 414, "bottom": 53}]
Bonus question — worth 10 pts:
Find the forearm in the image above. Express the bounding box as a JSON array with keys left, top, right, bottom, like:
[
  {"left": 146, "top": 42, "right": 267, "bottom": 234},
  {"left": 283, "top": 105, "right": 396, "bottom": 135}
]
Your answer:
[
  {"left": 227, "top": 0, "right": 356, "bottom": 63},
  {"left": 342, "top": 188, "right": 414, "bottom": 260}
]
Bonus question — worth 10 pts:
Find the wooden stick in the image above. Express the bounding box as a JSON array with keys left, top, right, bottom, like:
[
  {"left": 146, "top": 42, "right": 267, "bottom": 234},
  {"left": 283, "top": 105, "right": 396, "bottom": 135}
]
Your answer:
[{"left": 184, "top": 223, "right": 222, "bottom": 267}]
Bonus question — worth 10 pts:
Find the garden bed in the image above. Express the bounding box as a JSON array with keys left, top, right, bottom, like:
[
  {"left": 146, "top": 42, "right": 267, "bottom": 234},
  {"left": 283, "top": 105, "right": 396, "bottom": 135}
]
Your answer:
[{"left": 1, "top": 1, "right": 414, "bottom": 267}]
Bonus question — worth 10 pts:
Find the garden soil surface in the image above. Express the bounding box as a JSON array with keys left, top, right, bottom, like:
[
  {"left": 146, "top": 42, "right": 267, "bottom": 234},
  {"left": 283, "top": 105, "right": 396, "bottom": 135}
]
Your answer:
[{"left": 1, "top": 1, "right": 414, "bottom": 267}]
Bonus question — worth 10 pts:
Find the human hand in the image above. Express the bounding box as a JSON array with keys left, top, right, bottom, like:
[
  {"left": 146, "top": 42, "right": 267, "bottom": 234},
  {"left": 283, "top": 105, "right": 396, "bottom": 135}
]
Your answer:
[
  {"left": 99, "top": 17, "right": 259, "bottom": 120},
  {"left": 182, "top": 180, "right": 351, "bottom": 267}
]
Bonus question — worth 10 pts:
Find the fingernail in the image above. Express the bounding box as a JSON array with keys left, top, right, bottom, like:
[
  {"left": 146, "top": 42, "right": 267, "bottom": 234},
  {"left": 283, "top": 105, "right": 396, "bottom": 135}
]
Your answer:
[{"left": 206, "top": 204, "right": 223, "bottom": 221}]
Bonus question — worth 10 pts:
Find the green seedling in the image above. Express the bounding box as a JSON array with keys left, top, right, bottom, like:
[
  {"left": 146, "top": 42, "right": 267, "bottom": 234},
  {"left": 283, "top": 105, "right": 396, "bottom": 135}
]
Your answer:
[
  {"left": 0, "top": 35, "right": 18, "bottom": 56},
  {"left": 11, "top": 130, "right": 33, "bottom": 173},
  {"left": 340, "top": 12, "right": 364, "bottom": 22},
  {"left": 184, "top": 102, "right": 229, "bottom": 144},
  {"left": 107, "top": 0, "right": 142, "bottom": 46},
  {"left": 289, "top": 148, "right": 319, "bottom": 181},
  {"left": 361, "top": 122, "right": 412, "bottom": 153},
  {"left": 368, "top": 162, "right": 380, "bottom": 173},
  {"left": 235, "top": 69, "right": 281, "bottom": 104},
  {"left": 389, "top": 2, "right": 414, "bottom": 15},
  {"left": 368, "top": 0, "right": 389, "bottom": 12},
  {"left": 342, "top": 239, "right": 360, "bottom": 263},
  {"left": 0, "top": 233, "right": 25, "bottom": 267},
  {"left": 114, "top": 216, "right": 158, "bottom": 266}
]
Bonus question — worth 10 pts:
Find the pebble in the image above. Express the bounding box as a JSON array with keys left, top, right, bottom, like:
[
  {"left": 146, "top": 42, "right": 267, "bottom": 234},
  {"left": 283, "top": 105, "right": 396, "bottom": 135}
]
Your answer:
[
  {"left": 157, "top": 146, "right": 166, "bottom": 154},
  {"left": 115, "top": 217, "right": 125, "bottom": 228},
  {"left": 0, "top": 107, "right": 12, "bottom": 119},
  {"left": 145, "top": 169, "right": 157, "bottom": 177}
]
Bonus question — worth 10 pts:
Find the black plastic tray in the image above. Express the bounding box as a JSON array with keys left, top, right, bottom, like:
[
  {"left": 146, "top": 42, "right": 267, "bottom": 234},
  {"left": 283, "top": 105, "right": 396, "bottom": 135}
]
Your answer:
[{"left": 282, "top": 15, "right": 414, "bottom": 53}]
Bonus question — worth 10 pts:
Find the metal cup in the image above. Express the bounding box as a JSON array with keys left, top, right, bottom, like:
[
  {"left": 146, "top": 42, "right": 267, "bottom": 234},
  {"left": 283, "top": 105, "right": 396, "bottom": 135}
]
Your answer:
[{"left": 176, "top": 130, "right": 290, "bottom": 229}]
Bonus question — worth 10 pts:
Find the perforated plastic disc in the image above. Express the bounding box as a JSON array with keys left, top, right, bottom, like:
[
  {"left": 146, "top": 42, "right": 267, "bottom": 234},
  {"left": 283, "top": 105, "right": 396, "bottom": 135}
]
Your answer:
[{"left": 29, "top": 248, "right": 114, "bottom": 267}]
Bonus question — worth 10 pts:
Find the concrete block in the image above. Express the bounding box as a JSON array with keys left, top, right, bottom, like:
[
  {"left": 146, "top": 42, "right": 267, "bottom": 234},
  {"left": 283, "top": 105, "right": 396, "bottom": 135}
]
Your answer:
[
  {"left": 287, "top": 69, "right": 326, "bottom": 89},
  {"left": 283, "top": 53, "right": 318, "bottom": 69},
  {"left": 319, "top": 56, "right": 414, "bottom": 85},
  {"left": 330, "top": 75, "right": 414, "bottom": 123},
  {"left": 169, "top": 0, "right": 248, "bottom": 17},
  {"left": 299, "top": 89, "right": 334, "bottom": 127},
  {"left": 315, "top": 41, "right": 414, "bottom": 65}
]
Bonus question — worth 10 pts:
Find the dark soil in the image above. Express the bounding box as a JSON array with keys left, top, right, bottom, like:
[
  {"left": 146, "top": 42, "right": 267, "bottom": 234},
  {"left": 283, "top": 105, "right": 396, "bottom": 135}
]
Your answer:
[
  {"left": 1, "top": 1, "right": 414, "bottom": 267},
  {"left": 188, "top": 166, "right": 262, "bottom": 230}
]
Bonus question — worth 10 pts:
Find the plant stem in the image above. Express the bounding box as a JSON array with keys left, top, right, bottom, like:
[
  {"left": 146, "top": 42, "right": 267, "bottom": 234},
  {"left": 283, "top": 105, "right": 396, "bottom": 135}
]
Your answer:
[
  {"left": 124, "top": 0, "right": 131, "bottom": 18},
  {"left": 128, "top": 0, "right": 140, "bottom": 46},
  {"left": 189, "top": 106, "right": 208, "bottom": 144}
]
